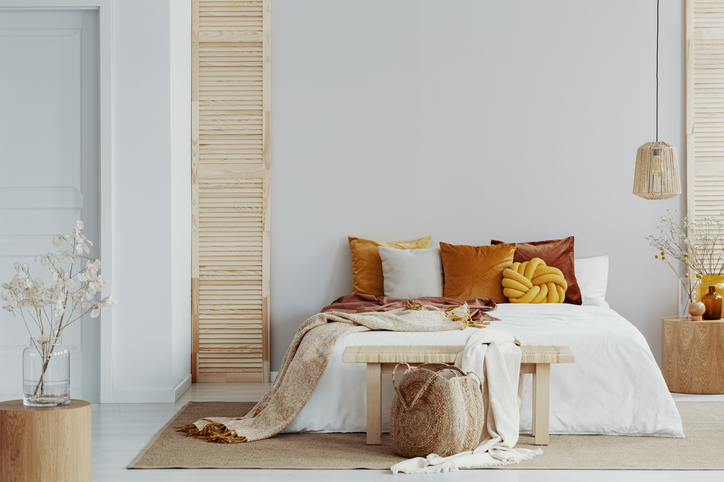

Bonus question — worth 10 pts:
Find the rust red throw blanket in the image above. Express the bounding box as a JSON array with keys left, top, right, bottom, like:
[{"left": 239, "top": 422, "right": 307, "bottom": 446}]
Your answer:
[{"left": 321, "top": 293, "right": 499, "bottom": 322}]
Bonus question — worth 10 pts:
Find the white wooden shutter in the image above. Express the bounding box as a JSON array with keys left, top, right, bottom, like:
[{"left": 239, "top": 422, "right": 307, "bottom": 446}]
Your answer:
[
  {"left": 192, "top": 0, "right": 270, "bottom": 382},
  {"left": 687, "top": 0, "right": 724, "bottom": 272}
]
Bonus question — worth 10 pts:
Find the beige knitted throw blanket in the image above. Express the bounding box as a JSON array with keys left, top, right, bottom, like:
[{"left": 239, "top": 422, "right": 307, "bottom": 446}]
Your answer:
[{"left": 179, "top": 304, "right": 488, "bottom": 443}]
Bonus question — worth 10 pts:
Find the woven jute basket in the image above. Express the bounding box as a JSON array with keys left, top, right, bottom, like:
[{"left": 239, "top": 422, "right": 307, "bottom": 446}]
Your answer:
[{"left": 390, "top": 364, "right": 484, "bottom": 458}]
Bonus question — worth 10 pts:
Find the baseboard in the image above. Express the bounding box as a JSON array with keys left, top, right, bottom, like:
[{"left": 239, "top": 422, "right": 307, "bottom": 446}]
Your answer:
[
  {"left": 102, "top": 375, "right": 192, "bottom": 403},
  {"left": 174, "top": 374, "right": 192, "bottom": 401},
  {"left": 271, "top": 371, "right": 278, "bottom": 382},
  {"left": 110, "top": 387, "right": 179, "bottom": 403}
]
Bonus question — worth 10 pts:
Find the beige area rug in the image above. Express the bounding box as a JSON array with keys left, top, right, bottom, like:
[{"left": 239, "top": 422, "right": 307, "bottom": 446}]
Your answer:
[{"left": 128, "top": 401, "right": 724, "bottom": 470}]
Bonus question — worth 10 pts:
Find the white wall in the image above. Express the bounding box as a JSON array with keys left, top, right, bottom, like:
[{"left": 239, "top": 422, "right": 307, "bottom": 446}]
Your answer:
[
  {"left": 109, "top": 0, "right": 191, "bottom": 402},
  {"left": 270, "top": 0, "right": 686, "bottom": 370},
  {"left": 169, "top": 0, "right": 192, "bottom": 397}
]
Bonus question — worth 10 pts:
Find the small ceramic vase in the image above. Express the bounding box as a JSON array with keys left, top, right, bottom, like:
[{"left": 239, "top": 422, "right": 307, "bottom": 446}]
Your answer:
[{"left": 688, "top": 301, "right": 706, "bottom": 321}]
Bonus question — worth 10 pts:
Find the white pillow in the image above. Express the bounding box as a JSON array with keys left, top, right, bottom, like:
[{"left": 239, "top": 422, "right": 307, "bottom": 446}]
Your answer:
[
  {"left": 575, "top": 255, "right": 609, "bottom": 308},
  {"left": 378, "top": 246, "right": 444, "bottom": 299}
]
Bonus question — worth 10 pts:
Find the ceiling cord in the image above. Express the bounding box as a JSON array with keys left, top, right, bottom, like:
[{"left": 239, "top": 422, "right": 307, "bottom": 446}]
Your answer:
[{"left": 656, "top": 0, "right": 660, "bottom": 143}]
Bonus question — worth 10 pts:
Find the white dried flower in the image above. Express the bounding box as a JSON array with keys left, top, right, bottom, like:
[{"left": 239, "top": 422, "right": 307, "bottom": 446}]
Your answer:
[
  {"left": 105, "top": 294, "right": 118, "bottom": 307},
  {"left": 2, "top": 221, "right": 115, "bottom": 343},
  {"left": 73, "top": 291, "right": 84, "bottom": 305},
  {"left": 648, "top": 210, "right": 724, "bottom": 275}
]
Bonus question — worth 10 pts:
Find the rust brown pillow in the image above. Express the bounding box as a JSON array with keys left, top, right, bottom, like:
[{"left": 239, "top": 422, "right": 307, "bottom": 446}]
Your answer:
[
  {"left": 440, "top": 242, "right": 516, "bottom": 304},
  {"left": 491, "top": 237, "right": 582, "bottom": 305}
]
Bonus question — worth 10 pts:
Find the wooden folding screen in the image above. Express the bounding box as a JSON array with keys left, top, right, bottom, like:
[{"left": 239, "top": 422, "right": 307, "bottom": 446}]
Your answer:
[
  {"left": 687, "top": 0, "right": 724, "bottom": 271},
  {"left": 192, "top": 0, "right": 270, "bottom": 382}
]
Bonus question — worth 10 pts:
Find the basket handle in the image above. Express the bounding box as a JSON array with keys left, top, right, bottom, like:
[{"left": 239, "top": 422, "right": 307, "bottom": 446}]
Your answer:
[
  {"left": 433, "top": 364, "right": 467, "bottom": 376},
  {"left": 392, "top": 364, "right": 469, "bottom": 412}
]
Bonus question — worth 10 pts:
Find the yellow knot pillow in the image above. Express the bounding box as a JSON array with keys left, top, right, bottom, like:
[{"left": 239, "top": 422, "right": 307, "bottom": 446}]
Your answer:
[{"left": 502, "top": 258, "right": 568, "bottom": 303}]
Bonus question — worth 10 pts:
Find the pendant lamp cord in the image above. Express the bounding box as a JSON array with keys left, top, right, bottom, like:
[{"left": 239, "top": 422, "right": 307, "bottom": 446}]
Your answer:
[{"left": 656, "top": 0, "right": 659, "bottom": 142}]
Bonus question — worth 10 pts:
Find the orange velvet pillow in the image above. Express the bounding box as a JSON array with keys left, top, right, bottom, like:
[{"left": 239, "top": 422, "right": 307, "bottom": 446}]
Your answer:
[
  {"left": 491, "top": 237, "right": 582, "bottom": 305},
  {"left": 440, "top": 242, "right": 516, "bottom": 303},
  {"left": 348, "top": 236, "right": 432, "bottom": 296}
]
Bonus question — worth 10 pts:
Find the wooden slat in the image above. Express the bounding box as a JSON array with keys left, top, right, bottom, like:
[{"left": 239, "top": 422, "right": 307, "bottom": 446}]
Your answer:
[
  {"left": 341, "top": 345, "right": 575, "bottom": 364},
  {"left": 192, "top": 0, "right": 270, "bottom": 383}
]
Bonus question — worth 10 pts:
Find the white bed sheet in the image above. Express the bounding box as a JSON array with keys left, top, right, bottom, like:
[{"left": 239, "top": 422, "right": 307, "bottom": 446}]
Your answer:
[{"left": 283, "top": 303, "right": 684, "bottom": 437}]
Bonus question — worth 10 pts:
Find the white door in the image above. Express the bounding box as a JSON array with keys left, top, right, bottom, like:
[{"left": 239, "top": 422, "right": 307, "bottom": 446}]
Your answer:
[{"left": 0, "top": 9, "right": 100, "bottom": 401}]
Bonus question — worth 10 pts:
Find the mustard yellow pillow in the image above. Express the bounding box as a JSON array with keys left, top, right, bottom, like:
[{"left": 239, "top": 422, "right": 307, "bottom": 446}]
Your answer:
[
  {"left": 440, "top": 242, "right": 516, "bottom": 303},
  {"left": 502, "top": 258, "right": 568, "bottom": 303},
  {"left": 349, "top": 236, "right": 432, "bottom": 296}
]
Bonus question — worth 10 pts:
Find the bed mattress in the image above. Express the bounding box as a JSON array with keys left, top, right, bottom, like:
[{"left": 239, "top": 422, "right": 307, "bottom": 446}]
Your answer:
[{"left": 283, "top": 303, "right": 684, "bottom": 437}]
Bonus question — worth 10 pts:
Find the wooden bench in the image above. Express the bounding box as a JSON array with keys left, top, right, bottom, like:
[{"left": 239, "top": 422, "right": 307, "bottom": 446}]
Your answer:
[{"left": 342, "top": 344, "right": 574, "bottom": 446}]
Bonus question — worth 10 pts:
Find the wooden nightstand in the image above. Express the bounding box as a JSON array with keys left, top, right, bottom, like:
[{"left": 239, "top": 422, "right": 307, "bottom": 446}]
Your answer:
[{"left": 661, "top": 316, "right": 724, "bottom": 394}]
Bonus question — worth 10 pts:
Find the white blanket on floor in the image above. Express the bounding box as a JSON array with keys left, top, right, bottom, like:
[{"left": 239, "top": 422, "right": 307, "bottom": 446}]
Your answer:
[{"left": 391, "top": 328, "right": 542, "bottom": 474}]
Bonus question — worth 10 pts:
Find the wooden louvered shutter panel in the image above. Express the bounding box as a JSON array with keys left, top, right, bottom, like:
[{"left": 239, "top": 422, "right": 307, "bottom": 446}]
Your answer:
[
  {"left": 192, "top": 0, "right": 270, "bottom": 382},
  {"left": 687, "top": 0, "right": 724, "bottom": 272}
]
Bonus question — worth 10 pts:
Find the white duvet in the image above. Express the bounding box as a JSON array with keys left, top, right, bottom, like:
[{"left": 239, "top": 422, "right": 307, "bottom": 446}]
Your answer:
[{"left": 283, "top": 303, "right": 684, "bottom": 437}]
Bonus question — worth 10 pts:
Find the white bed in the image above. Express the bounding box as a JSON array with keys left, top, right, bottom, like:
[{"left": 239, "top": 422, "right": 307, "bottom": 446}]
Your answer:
[{"left": 284, "top": 303, "right": 684, "bottom": 437}]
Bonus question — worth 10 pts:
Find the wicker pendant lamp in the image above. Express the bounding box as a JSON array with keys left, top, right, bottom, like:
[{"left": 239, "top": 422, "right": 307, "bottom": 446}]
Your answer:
[{"left": 633, "top": 0, "right": 681, "bottom": 200}]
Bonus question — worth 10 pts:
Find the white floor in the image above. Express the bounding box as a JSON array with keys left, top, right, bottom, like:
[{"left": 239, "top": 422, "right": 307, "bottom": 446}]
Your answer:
[{"left": 92, "top": 383, "right": 724, "bottom": 482}]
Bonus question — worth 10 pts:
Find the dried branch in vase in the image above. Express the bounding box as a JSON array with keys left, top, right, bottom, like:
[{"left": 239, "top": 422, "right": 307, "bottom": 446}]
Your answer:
[
  {"left": 1, "top": 220, "right": 117, "bottom": 404},
  {"left": 647, "top": 210, "right": 724, "bottom": 302}
]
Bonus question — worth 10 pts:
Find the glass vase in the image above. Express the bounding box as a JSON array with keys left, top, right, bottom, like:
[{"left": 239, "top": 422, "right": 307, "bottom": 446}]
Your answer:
[
  {"left": 696, "top": 274, "right": 724, "bottom": 302},
  {"left": 22, "top": 336, "right": 70, "bottom": 407}
]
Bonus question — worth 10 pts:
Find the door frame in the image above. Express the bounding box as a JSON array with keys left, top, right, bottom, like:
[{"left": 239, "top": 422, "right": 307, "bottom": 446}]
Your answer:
[{"left": 0, "top": 0, "right": 114, "bottom": 402}]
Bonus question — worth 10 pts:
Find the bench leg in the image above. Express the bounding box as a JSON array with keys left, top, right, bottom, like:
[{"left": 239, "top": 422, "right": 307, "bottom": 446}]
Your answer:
[
  {"left": 532, "top": 363, "right": 551, "bottom": 445},
  {"left": 366, "top": 363, "right": 382, "bottom": 445}
]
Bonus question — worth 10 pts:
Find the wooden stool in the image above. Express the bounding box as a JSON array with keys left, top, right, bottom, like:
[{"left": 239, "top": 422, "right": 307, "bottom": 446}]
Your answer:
[
  {"left": 0, "top": 399, "right": 91, "bottom": 482},
  {"left": 343, "top": 344, "right": 574, "bottom": 446}
]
